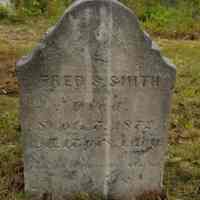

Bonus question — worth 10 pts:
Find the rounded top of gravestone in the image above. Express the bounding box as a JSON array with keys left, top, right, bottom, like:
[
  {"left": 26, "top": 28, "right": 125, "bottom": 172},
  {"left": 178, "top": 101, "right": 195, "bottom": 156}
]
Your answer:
[{"left": 16, "top": 0, "right": 176, "bottom": 74}]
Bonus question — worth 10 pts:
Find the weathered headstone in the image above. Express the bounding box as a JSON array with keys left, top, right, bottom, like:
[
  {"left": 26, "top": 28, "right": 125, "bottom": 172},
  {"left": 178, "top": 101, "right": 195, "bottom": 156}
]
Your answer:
[{"left": 16, "top": 0, "right": 176, "bottom": 199}]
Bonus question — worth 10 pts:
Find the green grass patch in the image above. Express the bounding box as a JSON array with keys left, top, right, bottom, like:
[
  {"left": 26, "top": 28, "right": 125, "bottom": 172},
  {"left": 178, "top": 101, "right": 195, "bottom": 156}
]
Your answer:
[
  {"left": 158, "top": 39, "right": 200, "bottom": 200},
  {"left": 0, "top": 95, "right": 24, "bottom": 200},
  {"left": 165, "top": 142, "right": 200, "bottom": 200},
  {"left": 157, "top": 40, "right": 200, "bottom": 136}
]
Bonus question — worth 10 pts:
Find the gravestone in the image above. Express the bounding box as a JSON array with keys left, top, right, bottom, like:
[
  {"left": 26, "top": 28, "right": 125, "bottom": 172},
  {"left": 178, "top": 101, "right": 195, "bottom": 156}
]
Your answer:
[{"left": 16, "top": 0, "right": 176, "bottom": 199}]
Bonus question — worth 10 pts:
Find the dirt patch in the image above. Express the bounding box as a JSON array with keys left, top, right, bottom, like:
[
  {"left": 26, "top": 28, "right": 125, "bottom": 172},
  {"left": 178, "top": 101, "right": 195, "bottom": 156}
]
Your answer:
[{"left": 0, "top": 57, "right": 18, "bottom": 95}]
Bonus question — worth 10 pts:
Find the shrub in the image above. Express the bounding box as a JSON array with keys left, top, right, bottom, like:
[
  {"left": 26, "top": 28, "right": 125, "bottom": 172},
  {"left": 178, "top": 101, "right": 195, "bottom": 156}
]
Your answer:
[
  {"left": 11, "top": 0, "right": 68, "bottom": 16},
  {"left": 0, "top": 4, "right": 21, "bottom": 22},
  {"left": 0, "top": 5, "right": 11, "bottom": 19}
]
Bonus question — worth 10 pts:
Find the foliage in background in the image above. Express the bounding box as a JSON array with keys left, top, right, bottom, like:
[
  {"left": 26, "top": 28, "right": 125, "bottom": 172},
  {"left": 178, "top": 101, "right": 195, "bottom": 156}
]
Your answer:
[
  {"left": 0, "top": 0, "right": 200, "bottom": 38},
  {"left": 0, "top": 5, "right": 10, "bottom": 19},
  {"left": 0, "top": 5, "right": 18, "bottom": 21},
  {"left": 11, "top": 0, "right": 71, "bottom": 16},
  {"left": 120, "top": 0, "right": 200, "bottom": 38}
]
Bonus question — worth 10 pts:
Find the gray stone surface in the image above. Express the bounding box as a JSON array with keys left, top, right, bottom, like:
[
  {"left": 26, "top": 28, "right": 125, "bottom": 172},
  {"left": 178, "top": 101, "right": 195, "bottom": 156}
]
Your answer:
[
  {"left": 0, "top": 0, "right": 10, "bottom": 6},
  {"left": 16, "top": 0, "right": 176, "bottom": 199}
]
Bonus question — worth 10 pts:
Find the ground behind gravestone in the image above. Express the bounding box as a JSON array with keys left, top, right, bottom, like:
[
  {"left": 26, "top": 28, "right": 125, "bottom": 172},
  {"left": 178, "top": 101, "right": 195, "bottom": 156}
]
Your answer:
[{"left": 0, "top": 17, "right": 200, "bottom": 200}]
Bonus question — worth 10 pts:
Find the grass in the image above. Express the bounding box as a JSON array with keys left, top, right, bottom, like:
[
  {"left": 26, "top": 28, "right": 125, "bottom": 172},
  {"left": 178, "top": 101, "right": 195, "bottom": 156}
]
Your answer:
[
  {"left": 158, "top": 39, "right": 200, "bottom": 200},
  {"left": 0, "top": 18, "right": 200, "bottom": 199},
  {"left": 0, "top": 95, "right": 24, "bottom": 200},
  {"left": 0, "top": 16, "right": 51, "bottom": 57},
  {"left": 0, "top": 16, "right": 51, "bottom": 95},
  {"left": 119, "top": 1, "right": 200, "bottom": 39}
]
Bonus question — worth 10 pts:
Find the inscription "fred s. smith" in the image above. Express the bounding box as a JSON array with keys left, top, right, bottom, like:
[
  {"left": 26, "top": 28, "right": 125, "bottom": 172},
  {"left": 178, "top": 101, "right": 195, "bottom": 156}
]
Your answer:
[
  {"left": 24, "top": 74, "right": 160, "bottom": 89},
  {"left": 40, "top": 74, "right": 160, "bottom": 88}
]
